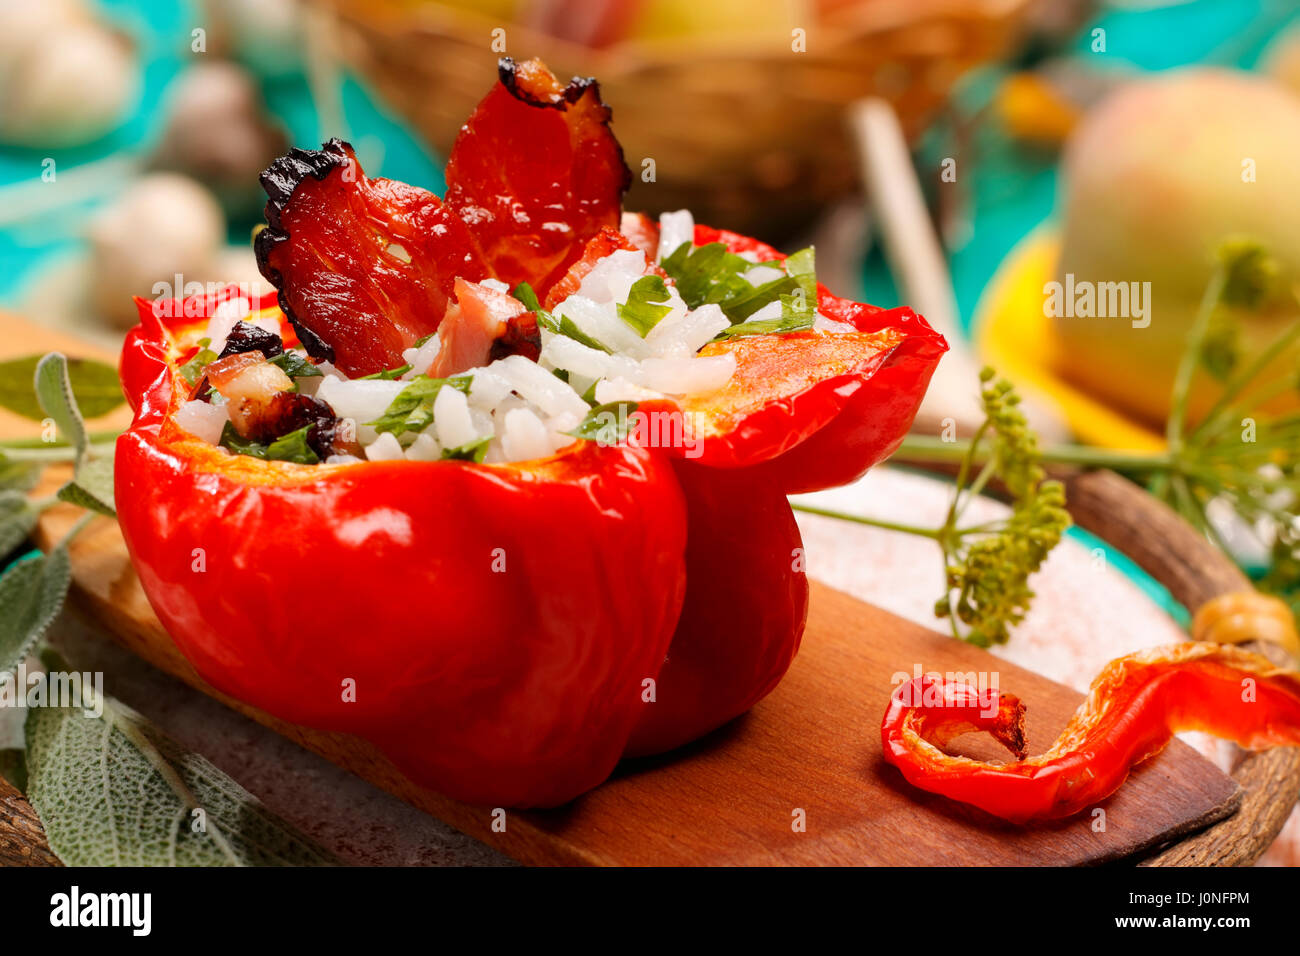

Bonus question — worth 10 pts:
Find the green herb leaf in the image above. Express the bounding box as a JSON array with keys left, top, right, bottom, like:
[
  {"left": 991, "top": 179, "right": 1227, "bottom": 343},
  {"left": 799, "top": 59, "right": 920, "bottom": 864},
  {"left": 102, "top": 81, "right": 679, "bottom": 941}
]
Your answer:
[
  {"left": 660, "top": 241, "right": 819, "bottom": 326},
  {"left": 535, "top": 309, "right": 614, "bottom": 354},
  {"left": 218, "top": 423, "right": 265, "bottom": 458},
  {"left": 56, "top": 455, "right": 117, "bottom": 517},
  {"left": 0, "top": 453, "right": 42, "bottom": 493},
  {"left": 511, "top": 281, "right": 542, "bottom": 312},
  {"left": 218, "top": 423, "right": 319, "bottom": 465},
  {"left": 366, "top": 375, "right": 473, "bottom": 436},
  {"left": 34, "top": 354, "right": 87, "bottom": 462},
  {"left": 440, "top": 436, "right": 491, "bottom": 463},
  {"left": 0, "top": 355, "right": 123, "bottom": 423},
  {"left": 266, "top": 427, "right": 319, "bottom": 464},
  {"left": 35, "top": 355, "right": 118, "bottom": 514},
  {"left": 617, "top": 275, "right": 674, "bottom": 337},
  {"left": 178, "top": 346, "right": 218, "bottom": 388},
  {"left": 660, "top": 241, "right": 754, "bottom": 311},
  {"left": 0, "top": 548, "right": 71, "bottom": 674},
  {"left": 359, "top": 363, "right": 413, "bottom": 381},
  {"left": 268, "top": 350, "right": 322, "bottom": 380},
  {"left": 0, "top": 491, "right": 38, "bottom": 560},
  {"left": 568, "top": 402, "right": 639, "bottom": 445},
  {"left": 516, "top": 280, "right": 614, "bottom": 353},
  {"left": 25, "top": 684, "right": 338, "bottom": 866},
  {"left": 784, "top": 246, "right": 818, "bottom": 310},
  {"left": 714, "top": 309, "right": 815, "bottom": 340}
]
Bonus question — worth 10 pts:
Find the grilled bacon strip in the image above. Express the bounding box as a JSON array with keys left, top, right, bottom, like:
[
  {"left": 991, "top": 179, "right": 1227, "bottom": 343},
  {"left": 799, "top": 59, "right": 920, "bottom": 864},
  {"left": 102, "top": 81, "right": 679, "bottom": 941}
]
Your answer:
[
  {"left": 253, "top": 59, "right": 630, "bottom": 381},
  {"left": 445, "top": 57, "right": 631, "bottom": 297},
  {"left": 255, "top": 140, "right": 486, "bottom": 378}
]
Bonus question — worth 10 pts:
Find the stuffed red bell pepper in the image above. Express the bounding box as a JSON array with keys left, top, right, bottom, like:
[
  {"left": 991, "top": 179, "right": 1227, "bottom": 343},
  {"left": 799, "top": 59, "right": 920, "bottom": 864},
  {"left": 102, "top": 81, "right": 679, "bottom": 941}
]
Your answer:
[{"left": 115, "top": 57, "right": 946, "bottom": 806}]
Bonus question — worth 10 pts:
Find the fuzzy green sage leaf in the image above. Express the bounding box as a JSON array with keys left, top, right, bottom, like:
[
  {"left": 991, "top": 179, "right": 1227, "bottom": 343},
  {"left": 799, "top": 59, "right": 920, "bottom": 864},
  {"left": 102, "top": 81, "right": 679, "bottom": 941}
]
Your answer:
[
  {"left": 0, "top": 355, "right": 123, "bottom": 423},
  {"left": 25, "top": 686, "right": 338, "bottom": 866},
  {"left": 0, "top": 548, "right": 71, "bottom": 674},
  {"left": 0, "top": 491, "right": 39, "bottom": 560}
]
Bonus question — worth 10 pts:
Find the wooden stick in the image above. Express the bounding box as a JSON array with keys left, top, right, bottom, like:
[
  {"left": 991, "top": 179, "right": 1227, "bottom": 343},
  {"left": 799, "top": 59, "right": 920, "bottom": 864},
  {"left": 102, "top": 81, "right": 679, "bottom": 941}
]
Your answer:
[{"left": 0, "top": 777, "right": 61, "bottom": 867}]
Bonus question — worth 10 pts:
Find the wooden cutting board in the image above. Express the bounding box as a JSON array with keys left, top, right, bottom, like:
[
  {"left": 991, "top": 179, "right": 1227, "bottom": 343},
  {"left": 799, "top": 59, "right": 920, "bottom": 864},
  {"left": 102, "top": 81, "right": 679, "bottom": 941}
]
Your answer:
[{"left": 3, "top": 314, "right": 1241, "bottom": 865}]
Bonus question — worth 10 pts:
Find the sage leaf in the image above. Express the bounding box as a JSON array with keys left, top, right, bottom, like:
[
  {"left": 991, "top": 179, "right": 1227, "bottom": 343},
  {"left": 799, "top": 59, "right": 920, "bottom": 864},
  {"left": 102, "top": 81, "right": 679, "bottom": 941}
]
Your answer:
[
  {"left": 35, "top": 355, "right": 118, "bottom": 515},
  {"left": 25, "top": 694, "right": 338, "bottom": 866},
  {"left": 56, "top": 456, "right": 116, "bottom": 517},
  {"left": 0, "top": 453, "right": 41, "bottom": 493},
  {"left": 34, "top": 354, "right": 87, "bottom": 463},
  {"left": 0, "top": 491, "right": 37, "bottom": 559},
  {"left": 0, "top": 355, "right": 123, "bottom": 423},
  {"left": 0, "top": 548, "right": 70, "bottom": 674}
]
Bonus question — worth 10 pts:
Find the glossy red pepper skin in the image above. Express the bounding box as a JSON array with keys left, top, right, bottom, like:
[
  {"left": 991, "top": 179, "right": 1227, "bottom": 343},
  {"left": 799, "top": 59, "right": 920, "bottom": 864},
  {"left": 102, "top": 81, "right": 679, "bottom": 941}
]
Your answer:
[
  {"left": 881, "top": 643, "right": 1300, "bottom": 823},
  {"left": 624, "top": 460, "right": 809, "bottom": 756},
  {"left": 117, "top": 294, "right": 689, "bottom": 807},
  {"left": 679, "top": 227, "right": 948, "bottom": 494}
]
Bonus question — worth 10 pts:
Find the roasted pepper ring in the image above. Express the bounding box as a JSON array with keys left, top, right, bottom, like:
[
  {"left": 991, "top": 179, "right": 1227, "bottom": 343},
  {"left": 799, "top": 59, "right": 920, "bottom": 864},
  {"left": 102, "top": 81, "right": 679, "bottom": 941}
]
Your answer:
[{"left": 881, "top": 642, "right": 1300, "bottom": 823}]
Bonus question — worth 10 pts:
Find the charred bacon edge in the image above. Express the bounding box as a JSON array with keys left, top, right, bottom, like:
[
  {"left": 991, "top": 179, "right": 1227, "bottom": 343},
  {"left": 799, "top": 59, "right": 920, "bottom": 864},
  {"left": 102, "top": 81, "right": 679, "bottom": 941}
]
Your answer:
[
  {"left": 254, "top": 63, "right": 632, "bottom": 371},
  {"left": 497, "top": 55, "right": 594, "bottom": 109},
  {"left": 253, "top": 139, "right": 356, "bottom": 365},
  {"left": 495, "top": 57, "right": 632, "bottom": 195}
]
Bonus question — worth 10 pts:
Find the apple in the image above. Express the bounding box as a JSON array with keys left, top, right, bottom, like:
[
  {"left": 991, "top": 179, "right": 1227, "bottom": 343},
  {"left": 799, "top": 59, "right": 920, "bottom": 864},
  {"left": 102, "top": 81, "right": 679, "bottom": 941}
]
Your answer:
[{"left": 1051, "top": 69, "right": 1300, "bottom": 428}]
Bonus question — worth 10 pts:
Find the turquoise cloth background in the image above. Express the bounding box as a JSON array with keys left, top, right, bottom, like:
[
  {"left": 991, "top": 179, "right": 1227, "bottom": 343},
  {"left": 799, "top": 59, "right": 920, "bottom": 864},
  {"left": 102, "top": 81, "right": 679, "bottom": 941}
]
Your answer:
[{"left": 0, "top": 0, "right": 445, "bottom": 305}]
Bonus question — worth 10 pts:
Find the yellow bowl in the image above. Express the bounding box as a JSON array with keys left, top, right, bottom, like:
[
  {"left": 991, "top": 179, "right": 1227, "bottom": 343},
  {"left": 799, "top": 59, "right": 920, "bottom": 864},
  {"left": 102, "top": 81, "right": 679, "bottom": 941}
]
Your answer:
[{"left": 972, "top": 229, "right": 1166, "bottom": 453}]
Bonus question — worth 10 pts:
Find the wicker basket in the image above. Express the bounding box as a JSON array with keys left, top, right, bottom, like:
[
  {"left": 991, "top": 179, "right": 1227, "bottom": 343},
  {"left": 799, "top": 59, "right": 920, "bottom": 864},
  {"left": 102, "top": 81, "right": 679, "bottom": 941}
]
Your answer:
[{"left": 305, "top": 0, "right": 1038, "bottom": 237}]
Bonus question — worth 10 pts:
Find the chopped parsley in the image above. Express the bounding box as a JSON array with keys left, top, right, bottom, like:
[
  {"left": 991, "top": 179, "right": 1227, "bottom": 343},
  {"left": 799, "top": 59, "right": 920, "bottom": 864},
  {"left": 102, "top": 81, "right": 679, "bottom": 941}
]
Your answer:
[
  {"left": 359, "top": 363, "right": 413, "bottom": 381},
  {"left": 568, "top": 401, "right": 639, "bottom": 444},
  {"left": 178, "top": 338, "right": 217, "bottom": 387},
  {"left": 513, "top": 281, "right": 613, "bottom": 354},
  {"left": 218, "top": 422, "right": 319, "bottom": 465},
  {"left": 440, "top": 436, "right": 491, "bottom": 463},
  {"left": 659, "top": 241, "right": 819, "bottom": 334},
  {"left": 365, "top": 375, "right": 473, "bottom": 436},
  {"left": 269, "top": 350, "right": 323, "bottom": 380},
  {"left": 616, "top": 275, "right": 674, "bottom": 337},
  {"left": 713, "top": 314, "right": 814, "bottom": 339}
]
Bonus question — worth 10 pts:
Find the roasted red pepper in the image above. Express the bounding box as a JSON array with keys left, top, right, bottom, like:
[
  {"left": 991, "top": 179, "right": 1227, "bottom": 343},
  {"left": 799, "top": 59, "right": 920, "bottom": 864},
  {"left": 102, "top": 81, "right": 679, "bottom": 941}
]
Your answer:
[
  {"left": 881, "top": 642, "right": 1300, "bottom": 823},
  {"left": 114, "top": 59, "right": 946, "bottom": 807}
]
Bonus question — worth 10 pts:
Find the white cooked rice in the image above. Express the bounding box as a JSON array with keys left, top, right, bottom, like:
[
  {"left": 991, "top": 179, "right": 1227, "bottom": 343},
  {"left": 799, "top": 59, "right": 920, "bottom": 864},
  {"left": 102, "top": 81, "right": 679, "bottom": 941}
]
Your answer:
[
  {"left": 363, "top": 431, "right": 405, "bottom": 461},
  {"left": 656, "top": 209, "right": 694, "bottom": 263},
  {"left": 174, "top": 399, "right": 229, "bottom": 445},
  {"left": 432, "top": 384, "right": 478, "bottom": 449}
]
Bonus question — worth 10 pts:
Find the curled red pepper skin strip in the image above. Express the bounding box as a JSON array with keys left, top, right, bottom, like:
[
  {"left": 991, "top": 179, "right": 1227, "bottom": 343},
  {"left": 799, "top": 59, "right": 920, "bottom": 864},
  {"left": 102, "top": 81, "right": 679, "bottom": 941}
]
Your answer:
[{"left": 881, "top": 643, "right": 1300, "bottom": 824}]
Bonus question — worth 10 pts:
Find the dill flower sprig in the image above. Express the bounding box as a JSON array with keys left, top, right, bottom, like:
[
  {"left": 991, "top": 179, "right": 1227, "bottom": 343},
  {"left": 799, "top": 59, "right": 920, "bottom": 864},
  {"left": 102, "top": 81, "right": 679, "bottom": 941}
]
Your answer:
[{"left": 794, "top": 368, "right": 1072, "bottom": 647}]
